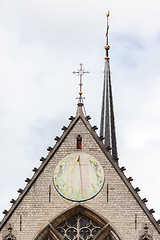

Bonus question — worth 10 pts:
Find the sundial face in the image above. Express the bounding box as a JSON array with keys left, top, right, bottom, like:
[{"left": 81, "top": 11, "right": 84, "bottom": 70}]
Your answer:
[{"left": 53, "top": 152, "right": 104, "bottom": 201}]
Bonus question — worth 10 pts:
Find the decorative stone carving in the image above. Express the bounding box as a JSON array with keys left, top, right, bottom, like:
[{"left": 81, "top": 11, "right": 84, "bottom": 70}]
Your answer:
[
  {"left": 56, "top": 213, "right": 102, "bottom": 240},
  {"left": 3, "top": 224, "right": 16, "bottom": 240},
  {"left": 139, "top": 224, "right": 153, "bottom": 240}
]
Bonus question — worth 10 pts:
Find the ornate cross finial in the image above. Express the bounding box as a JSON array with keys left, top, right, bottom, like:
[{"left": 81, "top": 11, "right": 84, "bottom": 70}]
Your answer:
[
  {"left": 3, "top": 224, "right": 16, "bottom": 240},
  {"left": 8, "top": 224, "right": 12, "bottom": 233},
  {"left": 106, "top": 10, "right": 110, "bottom": 19},
  {"left": 139, "top": 224, "right": 153, "bottom": 240},
  {"left": 73, "top": 63, "right": 89, "bottom": 103},
  {"left": 105, "top": 11, "right": 110, "bottom": 59}
]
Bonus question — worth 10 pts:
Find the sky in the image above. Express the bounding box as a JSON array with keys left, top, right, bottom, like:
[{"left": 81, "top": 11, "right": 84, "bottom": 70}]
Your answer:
[{"left": 0, "top": 0, "right": 160, "bottom": 222}]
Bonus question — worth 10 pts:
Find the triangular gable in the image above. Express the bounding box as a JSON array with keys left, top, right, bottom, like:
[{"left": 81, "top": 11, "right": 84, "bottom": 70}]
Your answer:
[{"left": 0, "top": 106, "right": 160, "bottom": 234}]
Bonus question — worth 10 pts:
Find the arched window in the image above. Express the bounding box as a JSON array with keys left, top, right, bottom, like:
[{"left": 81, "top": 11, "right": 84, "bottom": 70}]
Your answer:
[
  {"left": 77, "top": 135, "right": 82, "bottom": 149},
  {"left": 34, "top": 205, "right": 122, "bottom": 240},
  {"left": 56, "top": 213, "right": 102, "bottom": 240}
]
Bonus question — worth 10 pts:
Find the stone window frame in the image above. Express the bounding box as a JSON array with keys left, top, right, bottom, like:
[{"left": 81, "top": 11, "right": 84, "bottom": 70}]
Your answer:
[
  {"left": 77, "top": 134, "right": 82, "bottom": 150},
  {"left": 34, "top": 205, "right": 122, "bottom": 240}
]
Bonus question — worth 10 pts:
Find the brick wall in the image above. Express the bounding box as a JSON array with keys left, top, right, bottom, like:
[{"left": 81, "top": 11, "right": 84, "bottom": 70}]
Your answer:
[{"left": 0, "top": 118, "right": 159, "bottom": 240}]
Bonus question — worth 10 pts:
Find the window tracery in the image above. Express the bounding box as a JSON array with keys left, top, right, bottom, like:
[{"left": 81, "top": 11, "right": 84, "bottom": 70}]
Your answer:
[
  {"left": 56, "top": 213, "right": 102, "bottom": 240},
  {"left": 34, "top": 206, "right": 120, "bottom": 240}
]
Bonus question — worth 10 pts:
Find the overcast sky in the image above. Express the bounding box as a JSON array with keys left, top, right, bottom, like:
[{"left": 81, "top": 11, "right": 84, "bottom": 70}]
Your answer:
[{"left": 0, "top": 0, "right": 160, "bottom": 222}]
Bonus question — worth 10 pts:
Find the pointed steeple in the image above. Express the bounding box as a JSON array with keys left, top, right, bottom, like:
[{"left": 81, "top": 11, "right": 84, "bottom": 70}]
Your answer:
[{"left": 100, "top": 12, "right": 118, "bottom": 162}]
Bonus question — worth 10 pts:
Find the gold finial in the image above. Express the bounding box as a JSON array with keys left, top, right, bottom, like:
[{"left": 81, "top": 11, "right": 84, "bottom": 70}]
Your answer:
[
  {"left": 106, "top": 11, "right": 110, "bottom": 19},
  {"left": 104, "top": 45, "right": 110, "bottom": 50},
  {"left": 105, "top": 11, "right": 110, "bottom": 56}
]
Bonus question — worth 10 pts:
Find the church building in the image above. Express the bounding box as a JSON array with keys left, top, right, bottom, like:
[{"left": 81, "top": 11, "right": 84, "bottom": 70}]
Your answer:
[{"left": 0, "top": 13, "right": 160, "bottom": 240}]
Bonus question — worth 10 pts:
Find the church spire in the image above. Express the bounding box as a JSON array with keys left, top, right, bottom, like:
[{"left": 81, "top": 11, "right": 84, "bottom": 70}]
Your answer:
[{"left": 100, "top": 12, "right": 118, "bottom": 162}]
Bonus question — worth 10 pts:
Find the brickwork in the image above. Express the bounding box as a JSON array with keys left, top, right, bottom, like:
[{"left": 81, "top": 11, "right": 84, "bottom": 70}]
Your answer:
[{"left": 0, "top": 118, "right": 160, "bottom": 240}]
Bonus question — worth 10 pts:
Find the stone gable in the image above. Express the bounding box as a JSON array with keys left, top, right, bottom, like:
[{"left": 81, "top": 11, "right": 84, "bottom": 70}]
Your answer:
[{"left": 0, "top": 116, "right": 160, "bottom": 240}]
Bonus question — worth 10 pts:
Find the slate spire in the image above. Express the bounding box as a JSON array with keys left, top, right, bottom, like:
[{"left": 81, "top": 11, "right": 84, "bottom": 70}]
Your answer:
[{"left": 100, "top": 12, "right": 118, "bottom": 162}]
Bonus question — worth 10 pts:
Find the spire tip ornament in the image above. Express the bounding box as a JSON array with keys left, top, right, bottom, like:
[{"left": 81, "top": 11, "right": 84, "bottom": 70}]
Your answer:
[
  {"left": 73, "top": 63, "right": 89, "bottom": 104},
  {"left": 105, "top": 11, "right": 110, "bottom": 58},
  {"left": 73, "top": 63, "right": 89, "bottom": 116},
  {"left": 106, "top": 11, "right": 110, "bottom": 19}
]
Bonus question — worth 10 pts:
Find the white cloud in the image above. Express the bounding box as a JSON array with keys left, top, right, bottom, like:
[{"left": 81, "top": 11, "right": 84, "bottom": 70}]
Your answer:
[{"left": 0, "top": 0, "right": 160, "bottom": 222}]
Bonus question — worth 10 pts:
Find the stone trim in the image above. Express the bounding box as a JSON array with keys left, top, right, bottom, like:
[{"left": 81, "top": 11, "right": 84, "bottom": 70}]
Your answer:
[{"left": 33, "top": 204, "right": 122, "bottom": 240}]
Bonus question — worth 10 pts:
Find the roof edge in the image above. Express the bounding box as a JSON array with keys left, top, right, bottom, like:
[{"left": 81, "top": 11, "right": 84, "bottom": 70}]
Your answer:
[{"left": 1, "top": 111, "right": 160, "bottom": 234}]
